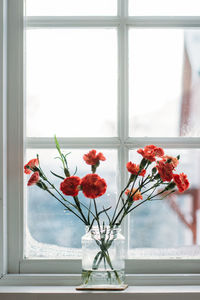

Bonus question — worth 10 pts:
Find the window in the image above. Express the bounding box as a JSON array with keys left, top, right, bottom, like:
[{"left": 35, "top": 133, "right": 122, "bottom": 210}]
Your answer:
[{"left": 2, "top": 0, "right": 200, "bottom": 278}]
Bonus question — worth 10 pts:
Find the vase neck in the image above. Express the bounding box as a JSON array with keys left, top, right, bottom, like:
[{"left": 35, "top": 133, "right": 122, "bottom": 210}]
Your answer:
[{"left": 86, "top": 225, "right": 121, "bottom": 240}]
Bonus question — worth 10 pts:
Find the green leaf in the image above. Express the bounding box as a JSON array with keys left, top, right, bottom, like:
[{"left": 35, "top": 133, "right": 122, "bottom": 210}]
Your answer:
[
  {"left": 92, "top": 251, "right": 102, "bottom": 267},
  {"left": 97, "top": 206, "right": 111, "bottom": 217},
  {"left": 54, "top": 135, "right": 62, "bottom": 156},
  {"left": 103, "top": 206, "right": 111, "bottom": 224},
  {"left": 64, "top": 152, "right": 71, "bottom": 158},
  {"left": 73, "top": 166, "right": 78, "bottom": 176},
  {"left": 107, "top": 271, "right": 111, "bottom": 280},
  {"left": 88, "top": 217, "right": 96, "bottom": 231},
  {"left": 54, "top": 136, "right": 70, "bottom": 176},
  {"left": 54, "top": 156, "right": 62, "bottom": 161},
  {"left": 87, "top": 199, "right": 92, "bottom": 224},
  {"left": 50, "top": 170, "right": 65, "bottom": 180}
]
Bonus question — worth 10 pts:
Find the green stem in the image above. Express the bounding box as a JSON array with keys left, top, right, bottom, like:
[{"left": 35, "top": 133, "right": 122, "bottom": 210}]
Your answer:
[
  {"left": 118, "top": 186, "right": 174, "bottom": 225},
  {"left": 93, "top": 198, "right": 101, "bottom": 230},
  {"left": 141, "top": 179, "right": 162, "bottom": 195},
  {"left": 119, "top": 198, "right": 149, "bottom": 224},
  {"left": 41, "top": 171, "right": 90, "bottom": 225},
  {"left": 110, "top": 177, "right": 132, "bottom": 225},
  {"left": 74, "top": 196, "right": 89, "bottom": 225},
  {"left": 46, "top": 189, "right": 86, "bottom": 224},
  {"left": 93, "top": 237, "right": 121, "bottom": 284},
  {"left": 111, "top": 177, "right": 151, "bottom": 226},
  {"left": 83, "top": 228, "right": 122, "bottom": 286}
]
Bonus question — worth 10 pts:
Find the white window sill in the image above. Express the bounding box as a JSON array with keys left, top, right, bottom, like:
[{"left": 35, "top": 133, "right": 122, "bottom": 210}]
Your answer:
[
  {"left": 0, "top": 274, "right": 200, "bottom": 299},
  {"left": 0, "top": 286, "right": 200, "bottom": 300}
]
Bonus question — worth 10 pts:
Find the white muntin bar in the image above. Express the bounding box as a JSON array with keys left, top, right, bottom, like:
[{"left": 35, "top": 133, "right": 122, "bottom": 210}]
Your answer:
[
  {"left": 126, "top": 137, "right": 200, "bottom": 149},
  {"left": 25, "top": 16, "right": 120, "bottom": 28},
  {"left": 25, "top": 16, "right": 200, "bottom": 28},
  {"left": 26, "top": 137, "right": 200, "bottom": 150},
  {"left": 25, "top": 137, "right": 121, "bottom": 149},
  {"left": 127, "top": 16, "right": 200, "bottom": 28}
]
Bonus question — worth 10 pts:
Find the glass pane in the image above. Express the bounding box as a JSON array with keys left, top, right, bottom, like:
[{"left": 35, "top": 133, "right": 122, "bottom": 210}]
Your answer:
[
  {"left": 26, "top": 0, "right": 117, "bottom": 16},
  {"left": 129, "top": 29, "right": 200, "bottom": 137},
  {"left": 129, "top": 0, "right": 200, "bottom": 16},
  {"left": 25, "top": 148, "right": 117, "bottom": 258},
  {"left": 25, "top": 28, "right": 117, "bottom": 137},
  {"left": 128, "top": 148, "right": 200, "bottom": 258}
]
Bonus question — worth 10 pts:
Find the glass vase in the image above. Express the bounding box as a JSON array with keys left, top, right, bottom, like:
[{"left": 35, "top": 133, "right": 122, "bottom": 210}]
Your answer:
[{"left": 81, "top": 225, "right": 125, "bottom": 288}]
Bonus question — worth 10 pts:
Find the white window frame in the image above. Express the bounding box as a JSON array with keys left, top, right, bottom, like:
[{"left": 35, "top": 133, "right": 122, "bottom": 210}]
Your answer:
[
  {"left": 1, "top": 0, "right": 200, "bottom": 285},
  {"left": 0, "top": 0, "right": 7, "bottom": 279}
]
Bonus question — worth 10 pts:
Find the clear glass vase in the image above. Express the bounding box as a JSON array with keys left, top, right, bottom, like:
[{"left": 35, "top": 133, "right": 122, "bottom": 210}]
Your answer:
[{"left": 81, "top": 225, "right": 125, "bottom": 288}]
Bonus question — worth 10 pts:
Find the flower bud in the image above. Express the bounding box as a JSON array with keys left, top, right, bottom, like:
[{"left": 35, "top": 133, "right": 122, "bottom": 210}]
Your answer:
[
  {"left": 129, "top": 174, "right": 136, "bottom": 182},
  {"left": 154, "top": 173, "right": 161, "bottom": 180},
  {"left": 152, "top": 167, "right": 157, "bottom": 175},
  {"left": 64, "top": 168, "right": 70, "bottom": 177},
  {"left": 92, "top": 165, "right": 97, "bottom": 173},
  {"left": 166, "top": 158, "right": 172, "bottom": 164},
  {"left": 140, "top": 158, "right": 147, "bottom": 169},
  {"left": 165, "top": 182, "right": 176, "bottom": 191},
  {"left": 36, "top": 181, "right": 48, "bottom": 190}
]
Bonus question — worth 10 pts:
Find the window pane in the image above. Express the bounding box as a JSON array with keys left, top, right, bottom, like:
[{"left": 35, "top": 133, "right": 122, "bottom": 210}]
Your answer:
[
  {"left": 129, "top": 29, "right": 200, "bottom": 137},
  {"left": 128, "top": 148, "right": 200, "bottom": 258},
  {"left": 129, "top": 0, "right": 200, "bottom": 16},
  {"left": 26, "top": 0, "right": 117, "bottom": 16},
  {"left": 25, "top": 149, "right": 117, "bottom": 258},
  {"left": 25, "top": 28, "right": 117, "bottom": 137}
]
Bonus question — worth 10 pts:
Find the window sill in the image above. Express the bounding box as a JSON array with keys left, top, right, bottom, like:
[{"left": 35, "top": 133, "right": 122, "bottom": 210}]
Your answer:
[{"left": 0, "top": 285, "right": 200, "bottom": 300}]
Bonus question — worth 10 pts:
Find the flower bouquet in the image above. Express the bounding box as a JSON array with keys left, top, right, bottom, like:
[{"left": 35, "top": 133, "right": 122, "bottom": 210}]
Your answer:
[{"left": 24, "top": 138, "right": 189, "bottom": 289}]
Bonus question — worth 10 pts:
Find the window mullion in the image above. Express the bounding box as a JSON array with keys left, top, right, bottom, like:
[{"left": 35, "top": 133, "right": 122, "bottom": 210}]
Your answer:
[
  {"left": 7, "top": 0, "right": 24, "bottom": 273},
  {"left": 118, "top": 0, "right": 129, "bottom": 253},
  {"left": 118, "top": 0, "right": 129, "bottom": 148},
  {"left": 0, "top": 0, "right": 7, "bottom": 276}
]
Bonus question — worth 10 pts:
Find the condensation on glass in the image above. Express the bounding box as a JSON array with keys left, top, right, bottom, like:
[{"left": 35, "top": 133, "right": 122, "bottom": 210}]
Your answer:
[
  {"left": 24, "top": 149, "right": 118, "bottom": 258},
  {"left": 26, "top": 0, "right": 117, "bottom": 16},
  {"left": 129, "top": 0, "right": 200, "bottom": 16},
  {"left": 129, "top": 28, "right": 200, "bottom": 137},
  {"left": 128, "top": 148, "right": 200, "bottom": 258}
]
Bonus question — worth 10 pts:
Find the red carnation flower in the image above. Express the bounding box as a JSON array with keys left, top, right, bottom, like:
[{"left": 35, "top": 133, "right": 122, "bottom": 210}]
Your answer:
[
  {"left": 60, "top": 176, "right": 81, "bottom": 197},
  {"left": 173, "top": 173, "right": 189, "bottom": 193},
  {"left": 83, "top": 149, "right": 106, "bottom": 166},
  {"left": 139, "top": 169, "right": 146, "bottom": 177},
  {"left": 137, "top": 145, "right": 164, "bottom": 162},
  {"left": 126, "top": 162, "right": 146, "bottom": 177},
  {"left": 162, "top": 155, "right": 179, "bottom": 169},
  {"left": 156, "top": 161, "right": 173, "bottom": 182},
  {"left": 154, "top": 147, "right": 165, "bottom": 157},
  {"left": 24, "top": 158, "right": 39, "bottom": 174},
  {"left": 125, "top": 188, "right": 143, "bottom": 201},
  {"left": 27, "top": 171, "right": 40, "bottom": 186},
  {"left": 81, "top": 174, "right": 107, "bottom": 199}
]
